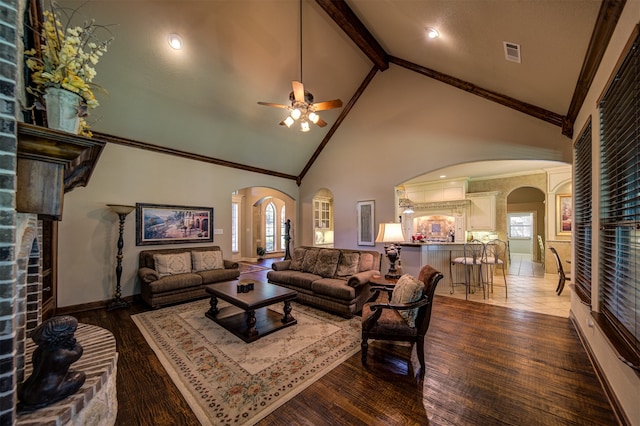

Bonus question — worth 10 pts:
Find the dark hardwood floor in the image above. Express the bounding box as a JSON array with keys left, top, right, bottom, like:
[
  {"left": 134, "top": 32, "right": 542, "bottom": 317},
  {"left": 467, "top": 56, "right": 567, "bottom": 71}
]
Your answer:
[{"left": 70, "top": 259, "right": 618, "bottom": 426}]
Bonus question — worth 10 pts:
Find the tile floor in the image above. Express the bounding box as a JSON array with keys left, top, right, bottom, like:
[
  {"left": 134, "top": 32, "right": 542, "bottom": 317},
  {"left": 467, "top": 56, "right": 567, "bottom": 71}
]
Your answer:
[{"left": 435, "top": 253, "right": 571, "bottom": 318}]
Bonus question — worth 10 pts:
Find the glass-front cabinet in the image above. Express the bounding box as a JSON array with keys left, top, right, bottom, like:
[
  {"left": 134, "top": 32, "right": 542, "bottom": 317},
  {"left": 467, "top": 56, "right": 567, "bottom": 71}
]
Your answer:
[{"left": 313, "top": 196, "right": 334, "bottom": 247}]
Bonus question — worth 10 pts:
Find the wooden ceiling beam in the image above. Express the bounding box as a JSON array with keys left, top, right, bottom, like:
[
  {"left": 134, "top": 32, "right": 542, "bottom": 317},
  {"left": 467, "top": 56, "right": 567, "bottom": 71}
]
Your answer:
[
  {"left": 562, "top": 0, "right": 626, "bottom": 138},
  {"left": 297, "top": 66, "right": 379, "bottom": 184},
  {"left": 390, "top": 56, "right": 566, "bottom": 129},
  {"left": 315, "top": 0, "right": 389, "bottom": 71}
]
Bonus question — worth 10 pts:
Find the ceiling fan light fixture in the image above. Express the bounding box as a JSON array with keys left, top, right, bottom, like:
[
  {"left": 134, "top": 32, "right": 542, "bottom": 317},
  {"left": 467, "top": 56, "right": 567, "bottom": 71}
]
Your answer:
[
  {"left": 426, "top": 27, "right": 439, "bottom": 39},
  {"left": 283, "top": 116, "right": 295, "bottom": 127},
  {"left": 308, "top": 112, "right": 319, "bottom": 124},
  {"left": 168, "top": 33, "right": 183, "bottom": 49},
  {"left": 291, "top": 108, "right": 302, "bottom": 120},
  {"left": 300, "top": 121, "right": 310, "bottom": 132}
]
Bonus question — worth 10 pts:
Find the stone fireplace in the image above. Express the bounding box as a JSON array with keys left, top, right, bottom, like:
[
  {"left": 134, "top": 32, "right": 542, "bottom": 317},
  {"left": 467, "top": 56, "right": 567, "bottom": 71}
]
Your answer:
[{"left": 13, "top": 215, "right": 118, "bottom": 425}]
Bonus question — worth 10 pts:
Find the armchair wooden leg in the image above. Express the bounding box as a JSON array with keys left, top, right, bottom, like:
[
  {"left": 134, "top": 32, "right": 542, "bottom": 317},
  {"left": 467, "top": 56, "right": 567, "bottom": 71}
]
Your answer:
[
  {"left": 416, "top": 338, "right": 426, "bottom": 378},
  {"left": 361, "top": 339, "right": 368, "bottom": 364}
]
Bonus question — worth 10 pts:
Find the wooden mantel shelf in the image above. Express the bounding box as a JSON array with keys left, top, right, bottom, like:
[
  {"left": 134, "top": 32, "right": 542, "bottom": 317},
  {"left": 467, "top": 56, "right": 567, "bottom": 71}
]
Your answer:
[{"left": 17, "top": 123, "right": 106, "bottom": 220}]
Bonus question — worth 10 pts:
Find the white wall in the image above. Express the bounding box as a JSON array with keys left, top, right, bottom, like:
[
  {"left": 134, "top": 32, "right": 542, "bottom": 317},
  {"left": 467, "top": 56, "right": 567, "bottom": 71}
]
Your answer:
[
  {"left": 299, "top": 65, "right": 572, "bottom": 250},
  {"left": 58, "top": 143, "right": 298, "bottom": 308},
  {"left": 570, "top": 2, "right": 640, "bottom": 424}
]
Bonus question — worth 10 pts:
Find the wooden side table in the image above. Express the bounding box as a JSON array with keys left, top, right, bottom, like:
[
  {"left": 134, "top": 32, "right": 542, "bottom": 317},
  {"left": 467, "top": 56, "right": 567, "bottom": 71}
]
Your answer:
[{"left": 368, "top": 275, "right": 398, "bottom": 302}]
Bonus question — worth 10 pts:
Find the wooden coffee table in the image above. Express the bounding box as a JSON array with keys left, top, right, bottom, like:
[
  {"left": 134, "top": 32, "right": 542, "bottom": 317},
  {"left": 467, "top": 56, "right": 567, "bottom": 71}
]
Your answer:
[{"left": 205, "top": 280, "right": 297, "bottom": 343}]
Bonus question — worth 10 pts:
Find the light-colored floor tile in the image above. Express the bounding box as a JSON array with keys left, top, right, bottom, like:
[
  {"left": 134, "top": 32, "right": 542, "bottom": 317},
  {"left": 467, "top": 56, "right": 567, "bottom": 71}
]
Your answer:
[{"left": 435, "top": 254, "right": 570, "bottom": 318}]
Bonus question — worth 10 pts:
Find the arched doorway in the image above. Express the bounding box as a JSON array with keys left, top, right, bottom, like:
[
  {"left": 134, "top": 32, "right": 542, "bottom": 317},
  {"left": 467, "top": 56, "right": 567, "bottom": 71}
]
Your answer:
[
  {"left": 232, "top": 187, "right": 296, "bottom": 261},
  {"left": 507, "top": 186, "right": 546, "bottom": 275}
]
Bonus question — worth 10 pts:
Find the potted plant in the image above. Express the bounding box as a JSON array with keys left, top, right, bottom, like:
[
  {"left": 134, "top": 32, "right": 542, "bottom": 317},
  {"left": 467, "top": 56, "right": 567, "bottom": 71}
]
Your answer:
[
  {"left": 24, "top": 1, "right": 114, "bottom": 135},
  {"left": 256, "top": 246, "right": 266, "bottom": 259}
]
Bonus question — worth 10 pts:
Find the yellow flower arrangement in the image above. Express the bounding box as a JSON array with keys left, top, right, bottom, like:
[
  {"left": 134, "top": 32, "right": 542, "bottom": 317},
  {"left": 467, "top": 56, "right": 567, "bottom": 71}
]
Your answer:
[{"left": 24, "top": 2, "right": 113, "bottom": 114}]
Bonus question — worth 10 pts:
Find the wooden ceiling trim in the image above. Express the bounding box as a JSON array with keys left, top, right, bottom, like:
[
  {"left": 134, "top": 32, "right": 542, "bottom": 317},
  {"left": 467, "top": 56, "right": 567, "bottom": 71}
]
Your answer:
[
  {"left": 315, "top": 0, "right": 389, "bottom": 71},
  {"left": 297, "top": 65, "right": 379, "bottom": 184},
  {"left": 389, "top": 56, "right": 566, "bottom": 130},
  {"left": 91, "top": 131, "right": 298, "bottom": 181},
  {"left": 562, "top": 0, "right": 627, "bottom": 138}
]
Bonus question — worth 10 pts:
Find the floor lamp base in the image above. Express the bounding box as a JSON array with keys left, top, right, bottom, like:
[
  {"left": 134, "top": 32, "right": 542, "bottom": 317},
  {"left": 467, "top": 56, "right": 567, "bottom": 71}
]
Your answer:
[{"left": 107, "top": 297, "right": 130, "bottom": 311}]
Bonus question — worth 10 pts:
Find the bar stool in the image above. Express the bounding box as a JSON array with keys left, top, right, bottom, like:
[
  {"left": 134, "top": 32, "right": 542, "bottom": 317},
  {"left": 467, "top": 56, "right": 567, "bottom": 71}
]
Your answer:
[
  {"left": 450, "top": 239, "right": 485, "bottom": 300},
  {"left": 482, "top": 238, "right": 508, "bottom": 298}
]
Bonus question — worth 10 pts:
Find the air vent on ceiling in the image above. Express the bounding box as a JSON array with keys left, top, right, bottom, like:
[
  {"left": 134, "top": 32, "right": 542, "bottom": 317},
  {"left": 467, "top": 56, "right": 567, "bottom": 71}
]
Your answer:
[{"left": 503, "top": 41, "right": 521, "bottom": 63}]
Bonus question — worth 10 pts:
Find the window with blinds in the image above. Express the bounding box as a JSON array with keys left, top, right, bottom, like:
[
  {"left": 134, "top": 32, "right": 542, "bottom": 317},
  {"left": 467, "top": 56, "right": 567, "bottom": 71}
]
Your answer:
[
  {"left": 598, "top": 27, "right": 639, "bottom": 368},
  {"left": 573, "top": 120, "right": 592, "bottom": 305}
]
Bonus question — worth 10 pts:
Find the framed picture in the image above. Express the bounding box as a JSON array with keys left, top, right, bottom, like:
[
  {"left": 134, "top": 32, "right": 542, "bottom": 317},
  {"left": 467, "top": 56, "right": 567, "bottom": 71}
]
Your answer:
[
  {"left": 357, "top": 200, "right": 375, "bottom": 246},
  {"left": 556, "top": 194, "right": 572, "bottom": 235},
  {"left": 136, "top": 203, "right": 214, "bottom": 246}
]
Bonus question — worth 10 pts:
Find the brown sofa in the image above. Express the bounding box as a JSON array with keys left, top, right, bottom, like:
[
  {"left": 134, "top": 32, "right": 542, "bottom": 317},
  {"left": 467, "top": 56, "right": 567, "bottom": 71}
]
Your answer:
[
  {"left": 138, "top": 246, "right": 239, "bottom": 309},
  {"left": 267, "top": 246, "right": 381, "bottom": 318}
]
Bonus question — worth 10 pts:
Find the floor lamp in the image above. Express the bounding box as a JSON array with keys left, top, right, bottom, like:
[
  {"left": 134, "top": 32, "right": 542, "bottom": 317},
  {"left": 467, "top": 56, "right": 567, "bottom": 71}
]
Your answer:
[
  {"left": 375, "top": 222, "right": 406, "bottom": 279},
  {"left": 106, "top": 204, "right": 136, "bottom": 311}
]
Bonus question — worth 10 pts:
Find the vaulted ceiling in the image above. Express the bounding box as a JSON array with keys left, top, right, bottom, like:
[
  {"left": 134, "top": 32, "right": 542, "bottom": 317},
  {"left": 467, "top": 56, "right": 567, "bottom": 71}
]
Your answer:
[{"left": 58, "top": 0, "right": 622, "bottom": 181}]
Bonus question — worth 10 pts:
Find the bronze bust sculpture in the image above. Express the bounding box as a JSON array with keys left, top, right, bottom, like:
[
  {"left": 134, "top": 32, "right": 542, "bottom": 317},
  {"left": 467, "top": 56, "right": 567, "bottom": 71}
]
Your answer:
[{"left": 18, "top": 315, "right": 86, "bottom": 412}]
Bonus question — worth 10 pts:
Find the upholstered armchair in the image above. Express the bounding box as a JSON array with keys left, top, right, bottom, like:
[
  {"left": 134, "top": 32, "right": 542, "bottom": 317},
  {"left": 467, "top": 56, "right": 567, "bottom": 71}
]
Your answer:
[{"left": 361, "top": 265, "right": 443, "bottom": 378}]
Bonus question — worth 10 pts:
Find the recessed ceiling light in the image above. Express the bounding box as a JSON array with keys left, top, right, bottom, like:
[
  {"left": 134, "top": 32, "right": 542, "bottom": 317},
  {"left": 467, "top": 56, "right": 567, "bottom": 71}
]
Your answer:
[
  {"left": 168, "top": 33, "right": 183, "bottom": 50},
  {"left": 426, "top": 27, "right": 440, "bottom": 39},
  {"left": 440, "top": 175, "right": 446, "bottom": 178}
]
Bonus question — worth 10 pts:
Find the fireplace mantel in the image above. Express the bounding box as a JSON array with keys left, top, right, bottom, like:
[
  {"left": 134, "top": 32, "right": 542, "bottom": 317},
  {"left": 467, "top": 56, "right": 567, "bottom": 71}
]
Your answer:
[{"left": 17, "top": 123, "right": 106, "bottom": 220}]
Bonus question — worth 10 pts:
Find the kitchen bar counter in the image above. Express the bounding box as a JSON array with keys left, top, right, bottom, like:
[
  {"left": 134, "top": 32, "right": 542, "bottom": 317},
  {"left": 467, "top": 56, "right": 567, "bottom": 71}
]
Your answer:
[{"left": 400, "top": 243, "right": 467, "bottom": 285}]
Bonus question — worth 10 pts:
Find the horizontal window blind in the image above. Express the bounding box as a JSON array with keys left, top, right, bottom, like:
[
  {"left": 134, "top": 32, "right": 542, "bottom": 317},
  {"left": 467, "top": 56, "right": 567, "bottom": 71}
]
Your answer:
[
  {"left": 598, "top": 29, "right": 639, "bottom": 366},
  {"left": 573, "top": 121, "right": 592, "bottom": 305}
]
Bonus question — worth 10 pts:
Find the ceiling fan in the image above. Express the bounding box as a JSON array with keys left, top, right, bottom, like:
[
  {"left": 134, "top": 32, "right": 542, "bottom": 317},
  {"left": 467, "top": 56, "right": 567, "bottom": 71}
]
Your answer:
[
  {"left": 257, "top": 0, "right": 342, "bottom": 132},
  {"left": 258, "top": 81, "right": 342, "bottom": 130}
]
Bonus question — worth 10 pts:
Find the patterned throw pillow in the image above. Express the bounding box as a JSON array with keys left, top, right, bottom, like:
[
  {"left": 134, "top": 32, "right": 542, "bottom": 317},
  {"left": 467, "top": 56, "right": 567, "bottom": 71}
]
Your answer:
[
  {"left": 336, "top": 252, "right": 360, "bottom": 276},
  {"left": 192, "top": 251, "right": 224, "bottom": 272},
  {"left": 290, "top": 248, "right": 307, "bottom": 271},
  {"left": 313, "top": 249, "right": 340, "bottom": 277},
  {"left": 390, "top": 274, "right": 424, "bottom": 327},
  {"left": 153, "top": 252, "right": 191, "bottom": 277},
  {"left": 302, "top": 249, "right": 319, "bottom": 273},
  {"left": 359, "top": 252, "right": 375, "bottom": 271}
]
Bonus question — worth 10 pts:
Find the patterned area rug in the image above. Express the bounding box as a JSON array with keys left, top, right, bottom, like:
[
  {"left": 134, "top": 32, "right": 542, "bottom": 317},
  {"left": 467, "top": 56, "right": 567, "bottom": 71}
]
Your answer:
[
  {"left": 132, "top": 299, "right": 361, "bottom": 425},
  {"left": 238, "top": 262, "right": 270, "bottom": 274}
]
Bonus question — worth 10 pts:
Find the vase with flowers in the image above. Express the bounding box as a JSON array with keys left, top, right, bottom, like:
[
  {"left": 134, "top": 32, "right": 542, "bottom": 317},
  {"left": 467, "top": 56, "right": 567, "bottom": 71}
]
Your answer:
[{"left": 24, "top": 1, "right": 113, "bottom": 136}]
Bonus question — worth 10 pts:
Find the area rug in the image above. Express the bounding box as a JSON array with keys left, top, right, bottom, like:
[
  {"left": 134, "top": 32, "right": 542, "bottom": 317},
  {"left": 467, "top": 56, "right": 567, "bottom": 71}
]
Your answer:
[
  {"left": 132, "top": 299, "right": 361, "bottom": 425},
  {"left": 238, "top": 262, "right": 270, "bottom": 274}
]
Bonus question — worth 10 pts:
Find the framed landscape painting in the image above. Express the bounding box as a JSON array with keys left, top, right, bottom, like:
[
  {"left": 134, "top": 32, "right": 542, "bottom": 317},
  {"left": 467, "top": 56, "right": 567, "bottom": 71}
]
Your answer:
[
  {"left": 556, "top": 194, "right": 572, "bottom": 235},
  {"left": 136, "top": 203, "right": 214, "bottom": 246},
  {"left": 357, "top": 200, "right": 375, "bottom": 246}
]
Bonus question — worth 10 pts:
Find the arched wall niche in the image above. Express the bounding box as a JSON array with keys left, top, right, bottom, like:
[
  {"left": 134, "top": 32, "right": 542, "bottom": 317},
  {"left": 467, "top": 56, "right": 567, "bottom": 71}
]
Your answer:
[{"left": 312, "top": 188, "right": 334, "bottom": 248}]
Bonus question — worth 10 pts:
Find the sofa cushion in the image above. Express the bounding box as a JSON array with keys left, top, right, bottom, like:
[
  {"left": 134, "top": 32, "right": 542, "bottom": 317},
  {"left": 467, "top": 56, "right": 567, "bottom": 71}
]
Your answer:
[
  {"left": 153, "top": 252, "right": 191, "bottom": 277},
  {"left": 192, "top": 250, "right": 224, "bottom": 272},
  {"left": 313, "top": 249, "right": 340, "bottom": 277},
  {"left": 288, "top": 272, "right": 321, "bottom": 291},
  {"left": 197, "top": 268, "right": 240, "bottom": 283},
  {"left": 336, "top": 252, "right": 360, "bottom": 276},
  {"left": 311, "top": 277, "right": 356, "bottom": 300},
  {"left": 290, "top": 247, "right": 306, "bottom": 271},
  {"left": 391, "top": 274, "right": 424, "bottom": 327},
  {"left": 267, "top": 269, "right": 319, "bottom": 291},
  {"left": 359, "top": 252, "right": 375, "bottom": 271},
  {"left": 148, "top": 273, "right": 203, "bottom": 293},
  {"left": 302, "top": 249, "right": 319, "bottom": 273}
]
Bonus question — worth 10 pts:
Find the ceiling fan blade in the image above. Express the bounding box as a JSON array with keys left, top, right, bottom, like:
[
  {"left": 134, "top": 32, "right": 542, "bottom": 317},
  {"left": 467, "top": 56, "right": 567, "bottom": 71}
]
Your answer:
[
  {"left": 292, "top": 81, "right": 305, "bottom": 103},
  {"left": 257, "top": 101, "right": 290, "bottom": 109},
  {"left": 315, "top": 117, "right": 328, "bottom": 127},
  {"left": 312, "top": 99, "right": 343, "bottom": 111}
]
